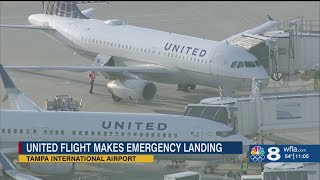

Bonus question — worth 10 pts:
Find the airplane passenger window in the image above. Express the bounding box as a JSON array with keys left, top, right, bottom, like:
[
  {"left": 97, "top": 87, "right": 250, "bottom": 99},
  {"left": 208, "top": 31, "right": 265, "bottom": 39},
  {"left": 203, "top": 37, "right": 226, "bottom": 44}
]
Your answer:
[
  {"left": 146, "top": 133, "right": 149, "bottom": 137},
  {"left": 50, "top": 130, "right": 53, "bottom": 135},
  {"left": 151, "top": 133, "right": 155, "bottom": 137},
  {"left": 44, "top": 130, "right": 48, "bottom": 135},
  {"left": 144, "top": 49, "right": 147, "bottom": 53},
  {"left": 231, "top": 61, "right": 238, "bottom": 68},
  {"left": 85, "top": 131, "right": 88, "bottom": 135},
  {"left": 104, "top": 132, "right": 108, "bottom": 136},
  {"left": 107, "top": 42, "right": 110, "bottom": 46},
  {"left": 163, "top": 133, "right": 166, "bottom": 138},
  {"left": 100, "top": 41, "right": 102, "bottom": 45},
  {"left": 201, "top": 59, "right": 203, "bottom": 63},
  {"left": 92, "top": 39, "right": 94, "bottom": 43},
  {"left": 122, "top": 45, "right": 124, "bottom": 48},
  {"left": 118, "top": 44, "right": 120, "bottom": 48},
  {"left": 26, "top": 129, "right": 30, "bottom": 134},
  {"left": 79, "top": 131, "right": 82, "bottom": 135},
  {"left": 171, "top": 54, "right": 174, "bottom": 58},
  {"left": 168, "top": 53, "right": 170, "bottom": 57},
  {"left": 152, "top": 50, "right": 155, "bottom": 54},
  {"left": 148, "top": 49, "right": 150, "bottom": 53},
  {"left": 157, "top": 133, "right": 161, "bottom": 137},
  {"left": 109, "top": 132, "right": 113, "bottom": 136},
  {"left": 72, "top": 131, "right": 76, "bottom": 135},
  {"left": 61, "top": 130, "right": 64, "bottom": 135},
  {"left": 139, "top": 133, "right": 143, "bottom": 137},
  {"left": 96, "top": 40, "right": 98, "bottom": 44},
  {"left": 81, "top": 37, "right": 83, "bottom": 41},
  {"left": 1, "top": 129, "right": 5, "bottom": 133},
  {"left": 103, "top": 41, "right": 106, "bottom": 45},
  {"left": 111, "top": 42, "right": 113, "bottom": 46},
  {"left": 97, "top": 132, "right": 101, "bottom": 136},
  {"left": 244, "top": 61, "right": 256, "bottom": 67},
  {"left": 55, "top": 130, "right": 59, "bottom": 135},
  {"left": 179, "top": 55, "right": 181, "bottom": 59},
  {"left": 121, "top": 132, "right": 125, "bottom": 136},
  {"left": 14, "top": 129, "right": 17, "bottom": 134},
  {"left": 174, "top": 133, "right": 177, "bottom": 138},
  {"left": 198, "top": 59, "right": 199, "bottom": 63},
  {"left": 20, "top": 129, "right": 23, "bottom": 134},
  {"left": 115, "top": 132, "right": 119, "bottom": 136},
  {"left": 237, "top": 62, "right": 244, "bottom": 68},
  {"left": 134, "top": 132, "right": 137, "bottom": 136},
  {"left": 164, "top": 52, "right": 166, "bottom": 56},
  {"left": 33, "top": 129, "right": 36, "bottom": 134},
  {"left": 158, "top": 51, "right": 161, "bottom": 55},
  {"left": 168, "top": 133, "right": 172, "bottom": 138},
  {"left": 91, "top": 131, "right": 94, "bottom": 136},
  {"left": 141, "top": 48, "right": 143, "bottom": 52},
  {"left": 127, "top": 132, "right": 131, "bottom": 136}
]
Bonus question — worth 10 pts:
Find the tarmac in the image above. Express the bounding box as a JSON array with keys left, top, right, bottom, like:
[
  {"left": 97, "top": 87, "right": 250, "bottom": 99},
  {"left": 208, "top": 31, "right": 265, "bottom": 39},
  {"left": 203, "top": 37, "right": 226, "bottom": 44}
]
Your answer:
[{"left": 0, "top": 1, "right": 319, "bottom": 180}]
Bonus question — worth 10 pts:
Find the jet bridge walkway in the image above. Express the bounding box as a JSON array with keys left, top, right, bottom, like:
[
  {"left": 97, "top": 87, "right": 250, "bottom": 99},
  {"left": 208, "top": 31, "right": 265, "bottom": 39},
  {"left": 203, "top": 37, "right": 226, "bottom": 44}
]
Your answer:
[{"left": 231, "top": 17, "right": 320, "bottom": 86}]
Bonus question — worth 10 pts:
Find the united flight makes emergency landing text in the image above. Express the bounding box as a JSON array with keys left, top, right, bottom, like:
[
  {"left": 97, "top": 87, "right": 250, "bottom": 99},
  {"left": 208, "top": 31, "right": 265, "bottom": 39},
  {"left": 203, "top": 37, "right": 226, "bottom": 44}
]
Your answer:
[
  {"left": 24, "top": 142, "right": 223, "bottom": 153},
  {"left": 22, "top": 142, "right": 235, "bottom": 154}
]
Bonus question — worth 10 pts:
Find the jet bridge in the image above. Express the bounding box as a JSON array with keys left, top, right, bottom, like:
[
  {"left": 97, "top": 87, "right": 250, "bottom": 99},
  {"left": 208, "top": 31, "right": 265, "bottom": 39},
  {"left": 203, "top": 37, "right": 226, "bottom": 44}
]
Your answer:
[
  {"left": 185, "top": 80, "right": 320, "bottom": 144},
  {"left": 231, "top": 17, "right": 320, "bottom": 83}
]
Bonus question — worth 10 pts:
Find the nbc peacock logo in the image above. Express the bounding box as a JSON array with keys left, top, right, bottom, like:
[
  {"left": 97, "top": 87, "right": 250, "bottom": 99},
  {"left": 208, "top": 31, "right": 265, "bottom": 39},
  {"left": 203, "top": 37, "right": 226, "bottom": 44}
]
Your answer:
[{"left": 250, "top": 146, "right": 265, "bottom": 162}]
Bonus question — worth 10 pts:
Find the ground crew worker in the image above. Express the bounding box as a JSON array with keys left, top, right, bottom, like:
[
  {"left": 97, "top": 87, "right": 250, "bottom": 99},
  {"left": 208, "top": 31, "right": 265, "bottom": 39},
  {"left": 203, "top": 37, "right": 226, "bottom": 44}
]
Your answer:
[
  {"left": 89, "top": 71, "right": 95, "bottom": 94},
  {"left": 241, "top": 159, "right": 248, "bottom": 175}
]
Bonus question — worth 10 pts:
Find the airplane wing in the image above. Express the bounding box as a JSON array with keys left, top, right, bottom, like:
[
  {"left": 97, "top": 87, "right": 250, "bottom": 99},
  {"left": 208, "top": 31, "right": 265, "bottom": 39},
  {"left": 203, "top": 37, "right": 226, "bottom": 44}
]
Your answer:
[
  {"left": 0, "top": 65, "right": 43, "bottom": 111},
  {"left": 222, "top": 15, "right": 278, "bottom": 44},
  {"left": 0, "top": 151, "right": 43, "bottom": 180},
  {"left": 3, "top": 64, "right": 174, "bottom": 76},
  {"left": 0, "top": 24, "right": 55, "bottom": 30}
]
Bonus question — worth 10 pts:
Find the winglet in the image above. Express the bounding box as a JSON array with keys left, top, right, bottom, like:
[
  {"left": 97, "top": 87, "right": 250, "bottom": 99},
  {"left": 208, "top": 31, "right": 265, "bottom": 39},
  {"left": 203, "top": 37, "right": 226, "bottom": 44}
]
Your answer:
[
  {"left": 267, "top": 15, "right": 274, "bottom": 21},
  {"left": 0, "top": 64, "right": 42, "bottom": 111},
  {"left": 0, "top": 64, "right": 19, "bottom": 90}
]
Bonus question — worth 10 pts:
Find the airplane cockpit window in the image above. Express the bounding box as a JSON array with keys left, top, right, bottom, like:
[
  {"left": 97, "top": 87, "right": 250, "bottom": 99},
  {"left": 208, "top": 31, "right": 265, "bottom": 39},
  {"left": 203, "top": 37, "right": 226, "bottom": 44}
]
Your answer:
[
  {"left": 237, "top": 61, "right": 245, "bottom": 68},
  {"left": 231, "top": 61, "right": 238, "bottom": 68},
  {"left": 244, "top": 61, "right": 256, "bottom": 67},
  {"left": 216, "top": 130, "right": 236, "bottom": 137}
]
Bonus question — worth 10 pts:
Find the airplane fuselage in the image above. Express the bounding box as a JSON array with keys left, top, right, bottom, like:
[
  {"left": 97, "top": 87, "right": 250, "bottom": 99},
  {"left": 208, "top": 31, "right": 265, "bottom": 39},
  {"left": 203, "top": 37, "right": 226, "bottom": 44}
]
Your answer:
[
  {"left": 0, "top": 110, "right": 251, "bottom": 160},
  {"left": 29, "top": 14, "right": 269, "bottom": 90}
]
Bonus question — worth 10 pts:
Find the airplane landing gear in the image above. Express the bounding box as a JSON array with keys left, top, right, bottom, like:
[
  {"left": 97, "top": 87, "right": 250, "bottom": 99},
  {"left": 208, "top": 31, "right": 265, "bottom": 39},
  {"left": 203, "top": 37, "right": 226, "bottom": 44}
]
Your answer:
[
  {"left": 204, "top": 161, "right": 218, "bottom": 174},
  {"left": 177, "top": 84, "right": 196, "bottom": 92},
  {"left": 112, "top": 94, "right": 122, "bottom": 102}
]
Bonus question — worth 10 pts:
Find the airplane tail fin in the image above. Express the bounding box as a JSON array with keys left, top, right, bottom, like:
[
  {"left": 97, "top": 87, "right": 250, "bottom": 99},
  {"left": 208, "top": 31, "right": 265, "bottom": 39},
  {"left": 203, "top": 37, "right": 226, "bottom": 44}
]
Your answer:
[{"left": 42, "top": 1, "right": 88, "bottom": 19}]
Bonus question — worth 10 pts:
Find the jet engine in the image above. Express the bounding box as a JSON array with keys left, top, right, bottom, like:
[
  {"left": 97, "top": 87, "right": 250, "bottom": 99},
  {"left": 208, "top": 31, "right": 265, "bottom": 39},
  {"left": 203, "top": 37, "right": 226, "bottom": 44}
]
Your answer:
[
  {"left": 107, "top": 79, "right": 157, "bottom": 102},
  {"left": 21, "top": 163, "right": 75, "bottom": 175}
]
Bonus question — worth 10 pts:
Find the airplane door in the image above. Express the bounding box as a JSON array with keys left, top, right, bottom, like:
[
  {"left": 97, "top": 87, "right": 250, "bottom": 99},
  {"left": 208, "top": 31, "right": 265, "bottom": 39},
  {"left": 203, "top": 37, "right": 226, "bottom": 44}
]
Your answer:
[
  {"left": 67, "top": 23, "right": 78, "bottom": 49},
  {"left": 191, "top": 128, "right": 203, "bottom": 140},
  {"left": 203, "top": 129, "right": 214, "bottom": 141}
]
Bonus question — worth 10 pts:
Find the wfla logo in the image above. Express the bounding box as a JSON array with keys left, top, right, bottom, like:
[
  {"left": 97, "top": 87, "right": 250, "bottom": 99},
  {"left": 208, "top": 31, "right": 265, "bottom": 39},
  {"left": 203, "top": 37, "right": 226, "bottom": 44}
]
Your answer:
[{"left": 250, "top": 146, "right": 265, "bottom": 162}]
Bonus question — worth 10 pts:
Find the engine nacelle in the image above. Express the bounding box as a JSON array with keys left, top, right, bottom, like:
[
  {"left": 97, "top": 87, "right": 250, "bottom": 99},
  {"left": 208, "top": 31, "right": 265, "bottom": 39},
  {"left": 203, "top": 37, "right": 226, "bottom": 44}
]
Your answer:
[
  {"left": 107, "top": 79, "right": 157, "bottom": 102},
  {"left": 22, "top": 163, "right": 75, "bottom": 175}
]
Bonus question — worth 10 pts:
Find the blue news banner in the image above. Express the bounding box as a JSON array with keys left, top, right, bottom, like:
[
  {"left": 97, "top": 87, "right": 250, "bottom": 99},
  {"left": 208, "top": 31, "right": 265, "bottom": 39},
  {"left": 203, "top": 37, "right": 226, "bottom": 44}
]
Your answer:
[
  {"left": 249, "top": 145, "right": 320, "bottom": 163},
  {"left": 19, "top": 141, "right": 243, "bottom": 154}
]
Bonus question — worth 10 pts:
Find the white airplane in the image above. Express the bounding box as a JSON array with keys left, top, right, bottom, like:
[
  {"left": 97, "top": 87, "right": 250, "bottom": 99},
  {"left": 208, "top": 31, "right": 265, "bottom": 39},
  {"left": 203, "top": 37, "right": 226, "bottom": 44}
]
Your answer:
[
  {"left": 0, "top": 64, "right": 252, "bottom": 178},
  {"left": 1, "top": 1, "right": 276, "bottom": 103}
]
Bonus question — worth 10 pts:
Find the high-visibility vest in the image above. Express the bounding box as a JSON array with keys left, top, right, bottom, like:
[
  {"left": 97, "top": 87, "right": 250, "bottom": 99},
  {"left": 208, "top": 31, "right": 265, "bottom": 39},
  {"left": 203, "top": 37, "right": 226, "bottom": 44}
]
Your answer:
[{"left": 242, "top": 162, "right": 248, "bottom": 171}]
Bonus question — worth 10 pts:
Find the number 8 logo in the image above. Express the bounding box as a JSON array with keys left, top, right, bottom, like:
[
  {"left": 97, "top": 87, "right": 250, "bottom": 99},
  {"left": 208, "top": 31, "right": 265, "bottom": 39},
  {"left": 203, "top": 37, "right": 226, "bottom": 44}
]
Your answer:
[{"left": 267, "top": 147, "right": 281, "bottom": 161}]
